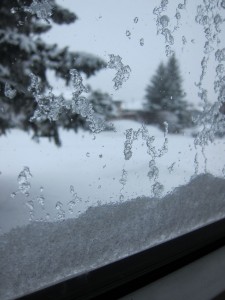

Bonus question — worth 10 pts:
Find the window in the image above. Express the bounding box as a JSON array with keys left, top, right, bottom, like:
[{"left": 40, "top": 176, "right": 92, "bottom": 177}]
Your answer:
[{"left": 0, "top": 0, "right": 225, "bottom": 299}]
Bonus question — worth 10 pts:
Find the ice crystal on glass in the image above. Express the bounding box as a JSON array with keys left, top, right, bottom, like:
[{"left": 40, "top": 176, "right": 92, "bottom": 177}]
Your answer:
[{"left": 107, "top": 54, "right": 131, "bottom": 90}]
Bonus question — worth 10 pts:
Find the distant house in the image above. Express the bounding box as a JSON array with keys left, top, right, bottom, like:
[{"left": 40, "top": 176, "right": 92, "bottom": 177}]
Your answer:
[
  {"left": 108, "top": 103, "right": 200, "bottom": 133},
  {"left": 108, "top": 105, "right": 154, "bottom": 124},
  {"left": 113, "top": 100, "right": 123, "bottom": 115}
]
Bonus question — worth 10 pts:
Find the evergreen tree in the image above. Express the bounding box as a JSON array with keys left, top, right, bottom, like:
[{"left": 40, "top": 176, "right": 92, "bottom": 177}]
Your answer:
[
  {"left": 145, "top": 54, "right": 191, "bottom": 130},
  {"left": 87, "top": 89, "right": 117, "bottom": 119},
  {"left": 0, "top": 0, "right": 106, "bottom": 145},
  {"left": 145, "top": 62, "right": 169, "bottom": 112}
]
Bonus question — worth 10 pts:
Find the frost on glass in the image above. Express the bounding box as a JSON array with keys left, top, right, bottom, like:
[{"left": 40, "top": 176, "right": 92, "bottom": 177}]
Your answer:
[
  {"left": 11, "top": 166, "right": 33, "bottom": 197},
  {"left": 1, "top": 0, "right": 225, "bottom": 299},
  {"left": 123, "top": 122, "right": 168, "bottom": 194},
  {"left": 23, "top": 0, "right": 54, "bottom": 23},
  {"left": 107, "top": 54, "right": 132, "bottom": 90},
  {"left": 140, "top": 38, "right": 144, "bottom": 46},
  {"left": 29, "top": 69, "right": 109, "bottom": 133},
  {"left": 4, "top": 82, "right": 17, "bottom": 99},
  {"left": 193, "top": 0, "right": 225, "bottom": 173},
  {"left": 153, "top": 0, "right": 187, "bottom": 56}
]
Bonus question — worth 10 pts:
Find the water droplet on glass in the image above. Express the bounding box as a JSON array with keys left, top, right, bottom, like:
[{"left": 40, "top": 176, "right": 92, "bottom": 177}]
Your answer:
[
  {"left": 214, "top": 14, "right": 222, "bottom": 25},
  {"left": 37, "top": 195, "right": 45, "bottom": 207},
  {"left": 163, "top": 29, "right": 174, "bottom": 45},
  {"left": 98, "top": 185, "right": 101, "bottom": 189},
  {"left": 221, "top": 0, "right": 225, "bottom": 8},
  {"left": 222, "top": 166, "right": 225, "bottom": 177},
  {"left": 86, "top": 152, "right": 90, "bottom": 157},
  {"left": 134, "top": 17, "right": 138, "bottom": 23},
  {"left": 107, "top": 54, "right": 131, "bottom": 89},
  {"left": 24, "top": 0, "right": 53, "bottom": 22},
  {"left": 70, "top": 185, "right": 75, "bottom": 195},
  {"left": 55, "top": 201, "right": 65, "bottom": 221},
  {"left": 182, "top": 35, "right": 187, "bottom": 45},
  {"left": 126, "top": 30, "right": 131, "bottom": 37},
  {"left": 10, "top": 192, "right": 16, "bottom": 199},
  {"left": 175, "top": 11, "right": 181, "bottom": 20},
  {"left": 168, "top": 162, "right": 176, "bottom": 173},
  {"left": 148, "top": 160, "right": 159, "bottom": 180},
  {"left": 4, "top": 83, "right": 17, "bottom": 99},
  {"left": 119, "top": 194, "right": 124, "bottom": 201},
  {"left": 178, "top": 3, "right": 185, "bottom": 9},
  {"left": 11, "top": 7, "right": 17, "bottom": 14},
  {"left": 152, "top": 182, "right": 164, "bottom": 197},
  {"left": 160, "top": 15, "right": 170, "bottom": 28},
  {"left": 68, "top": 200, "right": 76, "bottom": 214},
  {"left": 40, "top": 186, "right": 44, "bottom": 193},
  {"left": 55, "top": 201, "right": 63, "bottom": 210},
  {"left": 140, "top": 38, "right": 144, "bottom": 46},
  {"left": 215, "top": 48, "right": 225, "bottom": 62},
  {"left": 99, "top": 154, "right": 103, "bottom": 158},
  {"left": 103, "top": 164, "right": 106, "bottom": 168},
  {"left": 17, "top": 166, "right": 32, "bottom": 195}
]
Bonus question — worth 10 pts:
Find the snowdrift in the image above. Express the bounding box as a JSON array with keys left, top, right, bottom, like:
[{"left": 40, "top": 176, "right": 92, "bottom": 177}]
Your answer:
[{"left": 1, "top": 173, "right": 225, "bottom": 299}]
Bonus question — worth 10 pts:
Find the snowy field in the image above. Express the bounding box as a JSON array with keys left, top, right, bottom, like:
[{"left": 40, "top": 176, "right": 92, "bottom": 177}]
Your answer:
[
  {"left": 0, "top": 120, "right": 224, "bottom": 233},
  {"left": 0, "top": 120, "right": 225, "bottom": 299}
]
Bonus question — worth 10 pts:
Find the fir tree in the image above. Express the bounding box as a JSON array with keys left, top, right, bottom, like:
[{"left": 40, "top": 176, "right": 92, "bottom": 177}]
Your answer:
[
  {"left": 145, "top": 62, "right": 169, "bottom": 112},
  {"left": 0, "top": 0, "right": 106, "bottom": 145},
  {"left": 145, "top": 54, "right": 191, "bottom": 130},
  {"left": 87, "top": 89, "right": 117, "bottom": 119}
]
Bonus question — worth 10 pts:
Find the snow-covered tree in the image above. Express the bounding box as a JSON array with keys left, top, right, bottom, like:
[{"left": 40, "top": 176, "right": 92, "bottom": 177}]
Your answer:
[
  {"left": 145, "top": 54, "right": 192, "bottom": 130},
  {"left": 0, "top": 0, "right": 106, "bottom": 145},
  {"left": 87, "top": 89, "right": 118, "bottom": 119}
]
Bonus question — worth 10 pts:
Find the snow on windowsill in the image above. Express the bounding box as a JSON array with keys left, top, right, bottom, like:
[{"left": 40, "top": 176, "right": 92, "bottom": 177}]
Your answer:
[{"left": 0, "top": 173, "right": 225, "bottom": 300}]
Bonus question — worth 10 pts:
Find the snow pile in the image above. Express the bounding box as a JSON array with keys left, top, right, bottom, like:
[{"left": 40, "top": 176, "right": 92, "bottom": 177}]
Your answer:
[{"left": 1, "top": 174, "right": 225, "bottom": 300}]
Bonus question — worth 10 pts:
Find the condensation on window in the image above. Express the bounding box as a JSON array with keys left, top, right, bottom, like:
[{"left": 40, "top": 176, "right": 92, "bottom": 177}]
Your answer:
[{"left": 0, "top": 0, "right": 225, "bottom": 299}]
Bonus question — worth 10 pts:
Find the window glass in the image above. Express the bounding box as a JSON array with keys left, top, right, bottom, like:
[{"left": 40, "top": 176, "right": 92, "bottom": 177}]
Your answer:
[{"left": 0, "top": 0, "right": 225, "bottom": 298}]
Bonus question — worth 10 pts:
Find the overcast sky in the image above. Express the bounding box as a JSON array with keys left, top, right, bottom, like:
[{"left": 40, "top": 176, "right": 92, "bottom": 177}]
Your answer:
[{"left": 43, "top": 0, "right": 217, "bottom": 109}]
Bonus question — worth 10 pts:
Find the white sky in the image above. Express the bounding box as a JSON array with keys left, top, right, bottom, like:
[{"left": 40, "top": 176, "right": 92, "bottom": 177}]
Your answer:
[{"left": 43, "top": 0, "right": 218, "bottom": 109}]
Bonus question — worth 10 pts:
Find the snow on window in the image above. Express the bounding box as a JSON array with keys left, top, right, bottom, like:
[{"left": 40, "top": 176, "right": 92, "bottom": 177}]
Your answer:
[
  {"left": 134, "top": 17, "right": 139, "bottom": 24},
  {"left": 139, "top": 38, "right": 144, "bottom": 46},
  {"left": 29, "top": 70, "right": 109, "bottom": 133},
  {"left": 192, "top": 0, "right": 225, "bottom": 173},
  {"left": 0, "top": 0, "right": 225, "bottom": 299},
  {"left": 4, "top": 82, "right": 16, "bottom": 99},
  {"left": 23, "top": 0, "right": 54, "bottom": 23},
  {"left": 107, "top": 54, "right": 132, "bottom": 90}
]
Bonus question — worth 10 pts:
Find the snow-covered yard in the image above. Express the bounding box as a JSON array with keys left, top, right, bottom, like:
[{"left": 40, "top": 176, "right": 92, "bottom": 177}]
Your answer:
[{"left": 0, "top": 120, "right": 224, "bottom": 233}]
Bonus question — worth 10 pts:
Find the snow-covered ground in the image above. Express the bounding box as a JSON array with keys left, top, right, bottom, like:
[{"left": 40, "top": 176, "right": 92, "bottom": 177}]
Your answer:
[
  {"left": 0, "top": 120, "right": 225, "bottom": 299},
  {"left": 0, "top": 120, "right": 224, "bottom": 233}
]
